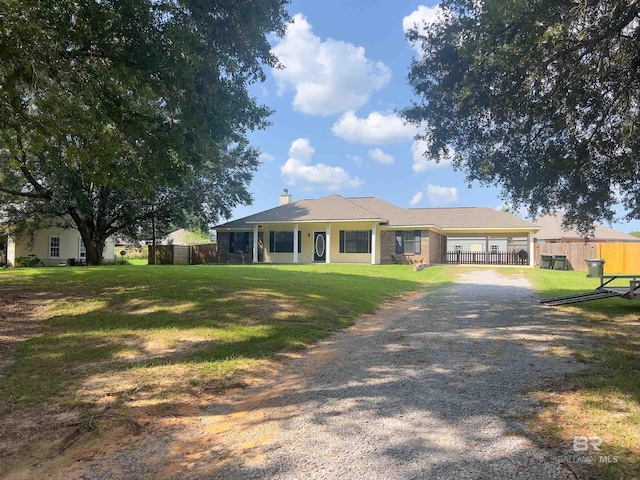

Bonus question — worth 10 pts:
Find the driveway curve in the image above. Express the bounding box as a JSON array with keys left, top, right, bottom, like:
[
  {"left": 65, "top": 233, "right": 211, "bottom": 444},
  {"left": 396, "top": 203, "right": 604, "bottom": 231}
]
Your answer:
[{"left": 82, "top": 269, "right": 584, "bottom": 480}]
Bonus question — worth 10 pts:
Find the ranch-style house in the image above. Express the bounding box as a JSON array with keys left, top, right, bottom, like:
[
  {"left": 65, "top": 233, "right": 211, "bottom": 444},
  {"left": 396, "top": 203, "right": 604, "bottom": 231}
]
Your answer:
[{"left": 214, "top": 191, "right": 539, "bottom": 266}]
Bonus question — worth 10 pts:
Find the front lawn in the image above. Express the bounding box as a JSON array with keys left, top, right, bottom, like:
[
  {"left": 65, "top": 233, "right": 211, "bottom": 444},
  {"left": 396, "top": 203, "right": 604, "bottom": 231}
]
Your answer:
[
  {"left": 1, "top": 264, "right": 637, "bottom": 479},
  {"left": 0, "top": 264, "right": 451, "bottom": 416}
]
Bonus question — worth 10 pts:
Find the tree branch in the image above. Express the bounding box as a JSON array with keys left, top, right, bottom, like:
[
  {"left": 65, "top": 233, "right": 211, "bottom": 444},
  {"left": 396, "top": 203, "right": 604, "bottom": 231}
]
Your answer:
[
  {"left": 0, "top": 185, "right": 48, "bottom": 198},
  {"left": 550, "top": 4, "right": 639, "bottom": 63},
  {"left": 15, "top": 134, "right": 52, "bottom": 199}
]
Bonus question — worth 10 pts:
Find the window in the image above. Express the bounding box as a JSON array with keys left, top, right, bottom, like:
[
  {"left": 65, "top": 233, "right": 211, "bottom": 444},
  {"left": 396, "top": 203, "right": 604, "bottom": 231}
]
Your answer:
[
  {"left": 79, "top": 238, "right": 86, "bottom": 259},
  {"left": 339, "top": 230, "right": 371, "bottom": 253},
  {"left": 230, "top": 232, "right": 251, "bottom": 253},
  {"left": 269, "top": 231, "right": 302, "bottom": 253},
  {"left": 49, "top": 236, "right": 61, "bottom": 258},
  {"left": 454, "top": 245, "right": 462, "bottom": 253},
  {"left": 490, "top": 244, "right": 499, "bottom": 253},
  {"left": 395, "top": 231, "right": 421, "bottom": 254}
]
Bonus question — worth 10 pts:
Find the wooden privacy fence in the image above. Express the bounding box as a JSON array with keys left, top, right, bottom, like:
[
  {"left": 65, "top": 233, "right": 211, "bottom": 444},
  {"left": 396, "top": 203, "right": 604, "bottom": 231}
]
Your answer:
[
  {"left": 191, "top": 244, "right": 218, "bottom": 265},
  {"left": 597, "top": 243, "right": 640, "bottom": 274},
  {"left": 148, "top": 245, "right": 191, "bottom": 265},
  {"left": 148, "top": 244, "right": 218, "bottom": 265},
  {"left": 534, "top": 242, "right": 640, "bottom": 273}
]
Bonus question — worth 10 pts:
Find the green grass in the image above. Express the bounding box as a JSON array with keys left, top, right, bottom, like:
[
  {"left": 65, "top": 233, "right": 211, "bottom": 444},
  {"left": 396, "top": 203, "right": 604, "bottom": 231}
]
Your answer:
[
  {"left": 3, "top": 264, "right": 637, "bottom": 478},
  {"left": 521, "top": 268, "right": 640, "bottom": 479},
  {"left": 0, "top": 264, "right": 454, "bottom": 413}
]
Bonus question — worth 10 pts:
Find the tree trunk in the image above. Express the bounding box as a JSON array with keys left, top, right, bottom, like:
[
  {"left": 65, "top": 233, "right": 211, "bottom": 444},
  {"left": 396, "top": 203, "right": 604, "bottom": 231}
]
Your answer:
[
  {"left": 68, "top": 210, "right": 107, "bottom": 266},
  {"left": 84, "top": 238, "right": 105, "bottom": 266}
]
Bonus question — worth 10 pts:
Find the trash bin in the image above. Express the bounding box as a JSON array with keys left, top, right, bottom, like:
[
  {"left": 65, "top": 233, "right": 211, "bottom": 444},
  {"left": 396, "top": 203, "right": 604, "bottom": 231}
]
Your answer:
[
  {"left": 552, "top": 255, "right": 567, "bottom": 270},
  {"left": 585, "top": 258, "right": 605, "bottom": 278},
  {"left": 540, "top": 254, "right": 553, "bottom": 269}
]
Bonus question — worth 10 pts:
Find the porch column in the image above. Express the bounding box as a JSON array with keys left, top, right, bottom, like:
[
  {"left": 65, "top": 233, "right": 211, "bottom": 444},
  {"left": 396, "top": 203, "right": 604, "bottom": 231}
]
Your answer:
[
  {"left": 325, "top": 224, "right": 331, "bottom": 264},
  {"left": 371, "top": 222, "right": 377, "bottom": 265},
  {"left": 7, "top": 235, "right": 15, "bottom": 268},
  {"left": 293, "top": 223, "right": 299, "bottom": 264},
  {"left": 528, "top": 232, "right": 535, "bottom": 267},
  {"left": 252, "top": 225, "right": 259, "bottom": 263}
]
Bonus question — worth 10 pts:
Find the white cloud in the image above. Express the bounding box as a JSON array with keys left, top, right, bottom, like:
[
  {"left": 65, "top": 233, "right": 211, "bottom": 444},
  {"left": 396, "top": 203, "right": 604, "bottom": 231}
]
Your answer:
[
  {"left": 403, "top": 6, "right": 444, "bottom": 56},
  {"left": 409, "top": 191, "right": 424, "bottom": 206},
  {"left": 411, "top": 139, "right": 453, "bottom": 173},
  {"left": 368, "top": 148, "right": 394, "bottom": 165},
  {"left": 426, "top": 184, "right": 460, "bottom": 206},
  {"left": 258, "top": 152, "right": 275, "bottom": 163},
  {"left": 332, "top": 111, "right": 418, "bottom": 145},
  {"left": 271, "top": 14, "right": 392, "bottom": 116},
  {"left": 280, "top": 138, "right": 363, "bottom": 190}
]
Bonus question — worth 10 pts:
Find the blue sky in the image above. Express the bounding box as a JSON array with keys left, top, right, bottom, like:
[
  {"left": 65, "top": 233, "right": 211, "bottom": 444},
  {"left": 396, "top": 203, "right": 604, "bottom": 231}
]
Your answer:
[{"left": 227, "top": 0, "right": 640, "bottom": 234}]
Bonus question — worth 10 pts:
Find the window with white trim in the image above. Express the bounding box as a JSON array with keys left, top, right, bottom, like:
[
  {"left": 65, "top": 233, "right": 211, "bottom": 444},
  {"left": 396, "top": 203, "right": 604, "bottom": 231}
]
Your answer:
[
  {"left": 49, "top": 236, "right": 61, "bottom": 258},
  {"left": 269, "top": 231, "right": 301, "bottom": 253},
  {"left": 339, "top": 230, "right": 371, "bottom": 254},
  {"left": 79, "top": 238, "right": 86, "bottom": 259},
  {"left": 395, "top": 231, "right": 421, "bottom": 255},
  {"left": 490, "top": 244, "right": 499, "bottom": 253}
]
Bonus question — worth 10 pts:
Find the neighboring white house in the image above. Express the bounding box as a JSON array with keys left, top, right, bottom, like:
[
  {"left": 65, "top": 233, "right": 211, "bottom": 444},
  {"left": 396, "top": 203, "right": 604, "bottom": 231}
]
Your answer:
[{"left": 6, "top": 226, "right": 116, "bottom": 267}]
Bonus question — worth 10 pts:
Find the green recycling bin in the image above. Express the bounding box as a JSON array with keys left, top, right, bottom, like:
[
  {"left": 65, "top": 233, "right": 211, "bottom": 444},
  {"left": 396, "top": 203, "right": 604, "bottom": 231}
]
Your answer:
[
  {"left": 540, "top": 254, "right": 553, "bottom": 269},
  {"left": 552, "top": 254, "right": 567, "bottom": 270},
  {"left": 585, "top": 258, "right": 605, "bottom": 278}
]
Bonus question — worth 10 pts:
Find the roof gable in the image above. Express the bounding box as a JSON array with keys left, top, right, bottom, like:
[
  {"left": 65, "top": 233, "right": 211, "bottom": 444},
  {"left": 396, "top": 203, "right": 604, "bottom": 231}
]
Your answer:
[{"left": 215, "top": 195, "right": 386, "bottom": 229}]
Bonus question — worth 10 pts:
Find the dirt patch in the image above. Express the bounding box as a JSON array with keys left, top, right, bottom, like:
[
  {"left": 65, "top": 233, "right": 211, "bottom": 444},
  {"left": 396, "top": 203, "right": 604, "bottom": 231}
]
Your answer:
[
  {"left": 0, "top": 289, "right": 52, "bottom": 373},
  {"left": 0, "top": 286, "right": 418, "bottom": 479},
  {"left": 0, "top": 286, "right": 287, "bottom": 479},
  {"left": 0, "top": 289, "right": 87, "bottom": 477}
]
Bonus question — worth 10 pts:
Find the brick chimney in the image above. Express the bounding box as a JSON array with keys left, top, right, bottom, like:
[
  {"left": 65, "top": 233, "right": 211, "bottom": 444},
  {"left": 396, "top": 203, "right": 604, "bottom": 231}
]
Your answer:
[{"left": 279, "top": 189, "right": 292, "bottom": 205}]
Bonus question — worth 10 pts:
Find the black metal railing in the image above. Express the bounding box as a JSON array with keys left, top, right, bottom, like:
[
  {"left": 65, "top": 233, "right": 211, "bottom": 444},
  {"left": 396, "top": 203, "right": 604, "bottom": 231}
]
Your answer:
[{"left": 446, "top": 251, "right": 528, "bottom": 265}]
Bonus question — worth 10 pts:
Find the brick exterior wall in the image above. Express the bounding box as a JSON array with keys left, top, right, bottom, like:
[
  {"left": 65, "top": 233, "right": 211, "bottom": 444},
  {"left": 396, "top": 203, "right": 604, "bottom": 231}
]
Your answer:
[
  {"left": 428, "top": 230, "right": 446, "bottom": 264},
  {"left": 216, "top": 232, "right": 262, "bottom": 264},
  {"left": 380, "top": 230, "right": 397, "bottom": 264},
  {"left": 380, "top": 230, "right": 441, "bottom": 265}
]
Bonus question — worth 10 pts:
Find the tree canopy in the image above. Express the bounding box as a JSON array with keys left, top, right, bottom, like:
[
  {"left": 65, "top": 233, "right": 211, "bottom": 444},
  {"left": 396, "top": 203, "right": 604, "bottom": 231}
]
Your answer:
[
  {"left": 0, "top": 0, "right": 290, "bottom": 264},
  {"left": 403, "top": 0, "right": 640, "bottom": 234}
]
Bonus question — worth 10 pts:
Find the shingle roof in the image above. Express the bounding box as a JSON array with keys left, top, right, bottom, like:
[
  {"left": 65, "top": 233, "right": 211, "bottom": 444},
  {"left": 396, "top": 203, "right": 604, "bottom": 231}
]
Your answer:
[
  {"left": 534, "top": 214, "right": 639, "bottom": 241},
  {"left": 214, "top": 195, "right": 538, "bottom": 231},
  {"left": 408, "top": 207, "right": 537, "bottom": 230},
  {"left": 215, "top": 195, "right": 385, "bottom": 229}
]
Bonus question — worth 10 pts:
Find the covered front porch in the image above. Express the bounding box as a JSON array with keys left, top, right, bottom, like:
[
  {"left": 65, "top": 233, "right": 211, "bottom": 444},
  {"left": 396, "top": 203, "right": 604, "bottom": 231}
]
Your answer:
[
  {"left": 444, "top": 232, "right": 535, "bottom": 267},
  {"left": 220, "top": 220, "right": 382, "bottom": 265}
]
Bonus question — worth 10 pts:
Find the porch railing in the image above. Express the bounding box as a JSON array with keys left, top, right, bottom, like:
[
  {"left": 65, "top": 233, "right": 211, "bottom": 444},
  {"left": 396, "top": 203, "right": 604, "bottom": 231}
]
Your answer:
[{"left": 446, "top": 251, "right": 528, "bottom": 265}]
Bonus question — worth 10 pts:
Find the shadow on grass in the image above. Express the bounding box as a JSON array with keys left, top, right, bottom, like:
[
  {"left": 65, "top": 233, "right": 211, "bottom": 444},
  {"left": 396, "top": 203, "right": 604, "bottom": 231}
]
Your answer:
[
  {"left": 67, "top": 274, "right": 622, "bottom": 479},
  {"left": 0, "top": 265, "right": 448, "bottom": 410},
  {"left": 2, "top": 266, "right": 637, "bottom": 478}
]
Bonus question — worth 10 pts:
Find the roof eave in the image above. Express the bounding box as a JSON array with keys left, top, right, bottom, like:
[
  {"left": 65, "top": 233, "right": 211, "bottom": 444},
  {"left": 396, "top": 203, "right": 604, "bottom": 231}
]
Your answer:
[
  {"left": 443, "top": 227, "right": 540, "bottom": 234},
  {"left": 245, "top": 218, "right": 386, "bottom": 225}
]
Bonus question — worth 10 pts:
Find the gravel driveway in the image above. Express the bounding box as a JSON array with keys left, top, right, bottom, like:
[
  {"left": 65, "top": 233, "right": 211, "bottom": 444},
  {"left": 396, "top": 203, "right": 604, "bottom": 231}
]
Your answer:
[{"left": 80, "top": 269, "right": 584, "bottom": 480}]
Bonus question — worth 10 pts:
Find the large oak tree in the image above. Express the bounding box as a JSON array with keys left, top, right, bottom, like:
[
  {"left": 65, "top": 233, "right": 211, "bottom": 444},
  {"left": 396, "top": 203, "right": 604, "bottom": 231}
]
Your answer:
[
  {"left": 403, "top": 0, "right": 640, "bottom": 233},
  {"left": 0, "top": 0, "right": 289, "bottom": 264}
]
